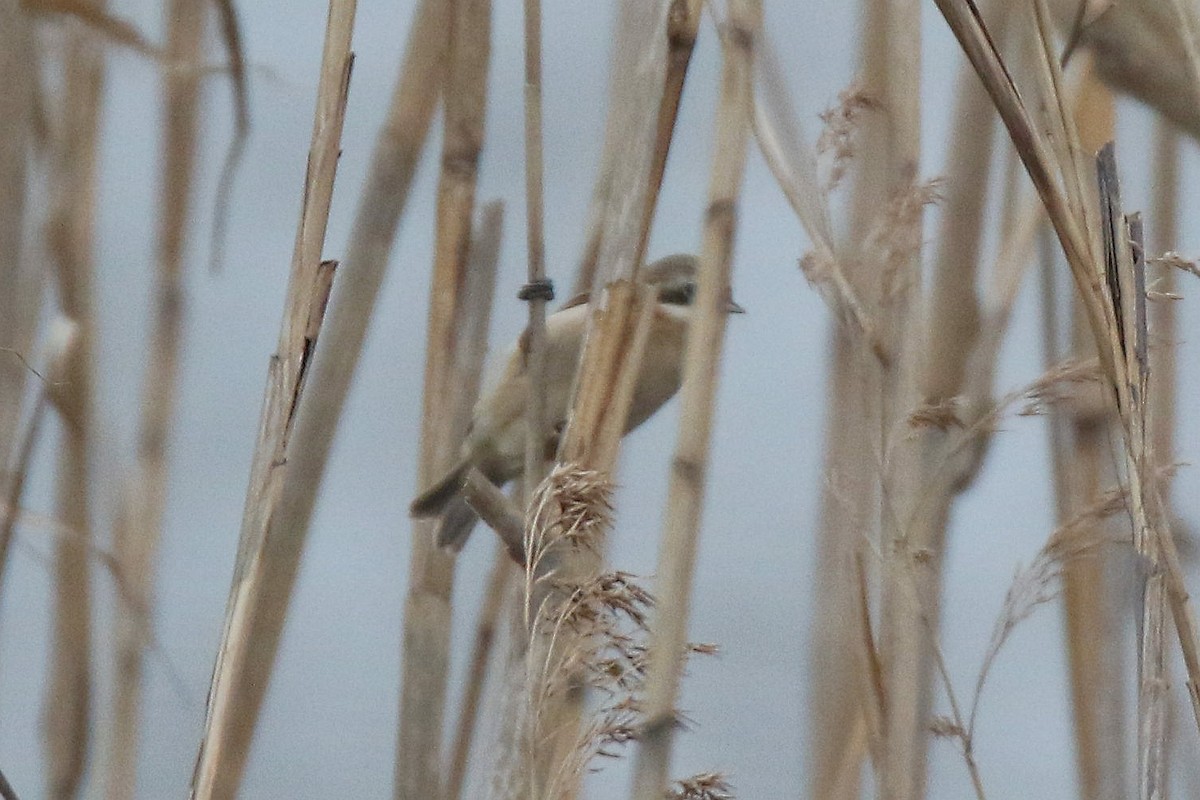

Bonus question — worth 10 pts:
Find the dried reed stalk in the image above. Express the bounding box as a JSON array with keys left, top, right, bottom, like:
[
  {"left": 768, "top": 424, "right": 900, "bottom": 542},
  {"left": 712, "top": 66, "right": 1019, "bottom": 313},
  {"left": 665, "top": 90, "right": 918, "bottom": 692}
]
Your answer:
[
  {"left": 628, "top": 1, "right": 759, "bottom": 796},
  {"left": 1046, "top": 0, "right": 1200, "bottom": 141},
  {"left": 936, "top": 0, "right": 1200, "bottom": 755},
  {"left": 0, "top": 0, "right": 38, "bottom": 467},
  {"left": 868, "top": 0, "right": 927, "bottom": 795},
  {"left": 0, "top": 0, "right": 39, "bottom": 602},
  {"left": 190, "top": 2, "right": 357, "bottom": 797},
  {"left": 569, "top": 1, "right": 671, "bottom": 297},
  {"left": 396, "top": 0, "right": 492, "bottom": 797},
  {"left": 516, "top": 280, "right": 657, "bottom": 800},
  {"left": 631, "top": 0, "right": 702, "bottom": 269},
  {"left": 444, "top": 206, "right": 510, "bottom": 800},
  {"left": 107, "top": 2, "right": 206, "bottom": 796},
  {"left": 446, "top": 545, "right": 515, "bottom": 800},
  {"left": 521, "top": 0, "right": 549, "bottom": 498},
  {"left": 42, "top": 10, "right": 106, "bottom": 797},
  {"left": 1049, "top": 67, "right": 1127, "bottom": 800}
]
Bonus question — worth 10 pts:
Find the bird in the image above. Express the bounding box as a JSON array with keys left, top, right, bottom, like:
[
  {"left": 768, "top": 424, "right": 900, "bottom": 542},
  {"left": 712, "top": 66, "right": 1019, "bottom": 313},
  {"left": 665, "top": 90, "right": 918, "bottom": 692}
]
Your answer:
[{"left": 409, "top": 253, "right": 744, "bottom": 552}]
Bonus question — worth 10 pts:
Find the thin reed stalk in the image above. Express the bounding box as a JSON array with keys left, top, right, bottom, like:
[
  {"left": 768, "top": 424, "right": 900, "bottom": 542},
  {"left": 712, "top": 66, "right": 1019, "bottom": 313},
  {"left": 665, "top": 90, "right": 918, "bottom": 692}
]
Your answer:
[
  {"left": 446, "top": 544, "right": 516, "bottom": 800},
  {"left": 521, "top": 0, "right": 549, "bottom": 497},
  {"left": 870, "top": 0, "right": 927, "bottom": 795},
  {"left": 936, "top": 0, "right": 1200, "bottom": 754},
  {"left": 631, "top": 0, "right": 702, "bottom": 269},
  {"left": 0, "top": 0, "right": 38, "bottom": 468},
  {"left": 518, "top": 279, "right": 657, "bottom": 800},
  {"left": 569, "top": 1, "right": 672, "bottom": 297},
  {"left": 396, "top": 0, "right": 493, "bottom": 796},
  {"left": 0, "top": 0, "right": 39, "bottom": 604},
  {"left": 43, "top": 11, "right": 106, "bottom": 797},
  {"left": 1052, "top": 66, "right": 1127, "bottom": 800},
  {"left": 190, "top": 2, "right": 359, "bottom": 797},
  {"left": 628, "top": 1, "right": 759, "bottom": 796},
  {"left": 108, "top": 3, "right": 206, "bottom": 796}
]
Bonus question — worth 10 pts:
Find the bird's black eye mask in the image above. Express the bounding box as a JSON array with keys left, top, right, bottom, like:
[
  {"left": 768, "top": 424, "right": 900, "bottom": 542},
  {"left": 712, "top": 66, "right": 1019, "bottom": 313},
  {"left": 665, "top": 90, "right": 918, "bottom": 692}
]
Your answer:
[{"left": 658, "top": 282, "right": 696, "bottom": 306}]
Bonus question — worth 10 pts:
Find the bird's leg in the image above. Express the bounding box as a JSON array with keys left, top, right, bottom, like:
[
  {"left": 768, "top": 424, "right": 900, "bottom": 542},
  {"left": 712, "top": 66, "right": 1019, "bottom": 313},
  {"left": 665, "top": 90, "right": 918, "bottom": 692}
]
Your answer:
[{"left": 461, "top": 468, "right": 527, "bottom": 564}]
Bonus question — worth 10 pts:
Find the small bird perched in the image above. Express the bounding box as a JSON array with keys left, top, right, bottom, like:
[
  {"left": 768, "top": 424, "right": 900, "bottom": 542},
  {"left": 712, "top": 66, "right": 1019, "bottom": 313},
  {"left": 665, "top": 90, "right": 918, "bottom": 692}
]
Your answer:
[{"left": 409, "top": 253, "right": 744, "bottom": 551}]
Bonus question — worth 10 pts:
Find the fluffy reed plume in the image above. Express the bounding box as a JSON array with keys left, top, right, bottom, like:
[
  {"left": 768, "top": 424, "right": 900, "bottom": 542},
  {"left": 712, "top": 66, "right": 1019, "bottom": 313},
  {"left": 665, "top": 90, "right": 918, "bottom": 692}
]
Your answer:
[{"left": 508, "top": 467, "right": 721, "bottom": 798}]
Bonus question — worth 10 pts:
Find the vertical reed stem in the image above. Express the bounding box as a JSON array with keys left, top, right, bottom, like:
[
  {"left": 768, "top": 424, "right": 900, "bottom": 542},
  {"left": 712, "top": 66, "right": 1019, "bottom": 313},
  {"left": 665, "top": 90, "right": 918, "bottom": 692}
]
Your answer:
[{"left": 629, "top": 2, "right": 759, "bottom": 796}]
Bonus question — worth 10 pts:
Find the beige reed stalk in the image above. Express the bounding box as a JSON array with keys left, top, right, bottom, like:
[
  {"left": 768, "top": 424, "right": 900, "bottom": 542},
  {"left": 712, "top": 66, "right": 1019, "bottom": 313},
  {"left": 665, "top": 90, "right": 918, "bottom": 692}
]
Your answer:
[
  {"left": 396, "top": 1, "right": 492, "bottom": 797},
  {"left": 108, "top": 3, "right": 206, "bottom": 797},
  {"left": 631, "top": 0, "right": 702, "bottom": 270},
  {"left": 191, "top": 1, "right": 357, "bottom": 796},
  {"left": 0, "top": 0, "right": 38, "bottom": 598},
  {"left": 444, "top": 204, "right": 507, "bottom": 800},
  {"left": 43, "top": 13, "right": 106, "bottom": 798},
  {"left": 1049, "top": 67, "right": 1126, "bottom": 800},
  {"left": 0, "top": 0, "right": 37, "bottom": 469},
  {"left": 934, "top": 0, "right": 1200, "bottom": 747},
  {"left": 866, "top": 0, "right": 926, "bottom": 795},
  {"left": 628, "top": 1, "right": 760, "bottom": 797},
  {"left": 1046, "top": 0, "right": 1200, "bottom": 142},
  {"left": 519, "top": 281, "right": 657, "bottom": 800},
  {"left": 521, "top": 0, "right": 549, "bottom": 497}
]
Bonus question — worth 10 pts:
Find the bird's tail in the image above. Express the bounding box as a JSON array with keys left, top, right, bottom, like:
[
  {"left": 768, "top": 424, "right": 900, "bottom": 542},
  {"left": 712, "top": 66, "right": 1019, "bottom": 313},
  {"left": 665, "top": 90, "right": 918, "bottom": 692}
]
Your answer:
[
  {"left": 435, "top": 497, "right": 480, "bottom": 552},
  {"left": 410, "top": 458, "right": 471, "bottom": 518}
]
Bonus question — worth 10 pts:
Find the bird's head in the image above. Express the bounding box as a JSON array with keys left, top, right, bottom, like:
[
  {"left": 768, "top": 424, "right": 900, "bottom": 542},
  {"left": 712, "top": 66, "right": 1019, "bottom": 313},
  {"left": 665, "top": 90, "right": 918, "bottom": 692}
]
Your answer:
[{"left": 643, "top": 253, "right": 745, "bottom": 314}]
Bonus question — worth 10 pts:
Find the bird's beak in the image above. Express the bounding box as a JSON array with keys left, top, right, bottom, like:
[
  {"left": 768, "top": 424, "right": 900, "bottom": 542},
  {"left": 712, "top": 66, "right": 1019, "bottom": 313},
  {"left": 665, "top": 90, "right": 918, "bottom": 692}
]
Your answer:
[{"left": 726, "top": 299, "right": 746, "bottom": 314}]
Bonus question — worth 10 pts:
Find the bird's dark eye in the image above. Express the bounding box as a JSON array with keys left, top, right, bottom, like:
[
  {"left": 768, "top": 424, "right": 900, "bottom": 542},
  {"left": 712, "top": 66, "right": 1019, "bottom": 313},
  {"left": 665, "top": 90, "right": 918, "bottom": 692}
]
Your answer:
[{"left": 659, "top": 282, "right": 695, "bottom": 306}]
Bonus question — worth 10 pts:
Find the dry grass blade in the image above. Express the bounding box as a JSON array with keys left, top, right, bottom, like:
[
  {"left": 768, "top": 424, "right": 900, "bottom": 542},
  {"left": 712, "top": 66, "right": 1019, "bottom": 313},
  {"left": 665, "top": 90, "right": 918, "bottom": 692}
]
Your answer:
[
  {"left": 190, "top": 2, "right": 357, "bottom": 797},
  {"left": 628, "top": 1, "right": 759, "bottom": 797},
  {"left": 42, "top": 9, "right": 106, "bottom": 796},
  {"left": 23, "top": 0, "right": 159, "bottom": 57},
  {"left": 206, "top": 0, "right": 251, "bottom": 274},
  {"left": 396, "top": 4, "right": 493, "bottom": 787},
  {"left": 109, "top": 3, "right": 206, "bottom": 796},
  {"left": 0, "top": 320, "right": 76, "bottom": 609}
]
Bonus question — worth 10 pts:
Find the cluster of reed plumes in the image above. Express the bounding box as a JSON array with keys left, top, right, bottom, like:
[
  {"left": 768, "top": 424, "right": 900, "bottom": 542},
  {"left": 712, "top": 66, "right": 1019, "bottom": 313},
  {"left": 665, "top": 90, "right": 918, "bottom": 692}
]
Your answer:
[{"left": 3, "top": 0, "right": 1200, "bottom": 798}]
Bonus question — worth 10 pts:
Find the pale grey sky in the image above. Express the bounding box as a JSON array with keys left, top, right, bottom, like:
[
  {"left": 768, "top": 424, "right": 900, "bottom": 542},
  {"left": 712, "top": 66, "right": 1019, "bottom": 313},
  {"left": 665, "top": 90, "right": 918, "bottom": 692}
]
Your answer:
[{"left": 2, "top": 2, "right": 1199, "bottom": 799}]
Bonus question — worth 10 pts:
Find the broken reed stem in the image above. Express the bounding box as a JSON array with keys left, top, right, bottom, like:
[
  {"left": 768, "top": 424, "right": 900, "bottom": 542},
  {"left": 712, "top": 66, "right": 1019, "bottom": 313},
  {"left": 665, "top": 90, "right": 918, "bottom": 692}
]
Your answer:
[
  {"left": 396, "top": 0, "right": 492, "bottom": 796},
  {"left": 108, "top": 2, "right": 206, "bottom": 796},
  {"left": 1056, "top": 67, "right": 1126, "bottom": 800},
  {"left": 628, "top": 2, "right": 759, "bottom": 797},
  {"left": 190, "top": 2, "right": 356, "bottom": 797},
  {"left": 43, "top": 12, "right": 106, "bottom": 798},
  {"left": 934, "top": 0, "right": 1200, "bottom": 744},
  {"left": 631, "top": 0, "right": 702, "bottom": 269},
  {"left": 0, "top": 0, "right": 38, "bottom": 472},
  {"left": 445, "top": 542, "right": 515, "bottom": 800}
]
